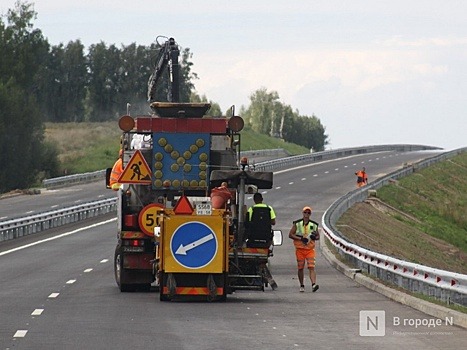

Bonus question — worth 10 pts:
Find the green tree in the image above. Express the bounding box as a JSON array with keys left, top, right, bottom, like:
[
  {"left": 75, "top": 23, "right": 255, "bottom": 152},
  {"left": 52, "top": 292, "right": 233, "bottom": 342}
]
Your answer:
[
  {"left": 86, "top": 42, "right": 122, "bottom": 121},
  {"left": 190, "top": 92, "right": 222, "bottom": 116},
  {"left": 243, "top": 88, "right": 280, "bottom": 135},
  {"left": 117, "top": 43, "right": 153, "bottom": 115},
  {"left": 242, "top": 88, "right": 328, "bottom": 151},
  {"left": 0, "top": 1, "right": 59, "bottom": 192},
  {"left": 0, "top": 81, "right": 43, "bottom": 191},
  {"left": 36, "top": 40, "right": 87, "bottom": 122}
]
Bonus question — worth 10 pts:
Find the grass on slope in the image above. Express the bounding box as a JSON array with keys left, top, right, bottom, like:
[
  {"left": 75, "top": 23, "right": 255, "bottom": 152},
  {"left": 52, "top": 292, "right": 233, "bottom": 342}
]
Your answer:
[
  {"left": 45, "top": 122, "right": 309, "bottom": 175},
  {"left": 337, "top": 152, "right": 467, "bottom": 274}
]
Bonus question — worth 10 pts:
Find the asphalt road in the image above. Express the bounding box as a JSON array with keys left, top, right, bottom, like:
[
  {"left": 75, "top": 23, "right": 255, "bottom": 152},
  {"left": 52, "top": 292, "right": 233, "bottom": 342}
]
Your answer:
[
  {"left": 0, "top": 181, "right": 113, "bottom": 221},
  {"left": 1, "top": 150, "right": 465, "bottom": 350}
]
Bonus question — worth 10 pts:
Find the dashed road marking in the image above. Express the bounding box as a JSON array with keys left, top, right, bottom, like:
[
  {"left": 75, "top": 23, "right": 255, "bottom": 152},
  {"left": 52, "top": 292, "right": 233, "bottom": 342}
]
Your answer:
[
  {"left": 14, "top": 330, "right": 28, "bottom": 338},
  {"left": 31, "top": 309, "right": 44, "bottom": 316},
  {"left": 100, "top": 259, "right": 109, "bottom": 263},
  {"left": 48, "top": 293, "right": 60, "bottom": 298},
  {"left": 84, "top": 268, "right": 93, "bottom": 273},
  {"left": 66, "top": 279, "right": 76, "bottom": 284}
]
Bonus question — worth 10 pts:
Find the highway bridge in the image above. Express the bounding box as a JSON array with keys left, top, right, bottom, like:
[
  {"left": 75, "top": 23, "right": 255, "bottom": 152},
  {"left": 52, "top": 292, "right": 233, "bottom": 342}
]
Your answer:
[{"left": 0, "top": 148, "right": 466, "bottom": 349}]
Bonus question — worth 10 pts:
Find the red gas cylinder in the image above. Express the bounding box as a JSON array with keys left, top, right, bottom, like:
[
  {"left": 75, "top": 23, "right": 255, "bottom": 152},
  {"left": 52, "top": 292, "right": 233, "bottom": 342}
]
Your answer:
[{"left": 210, "top": 186, "right": 232, "bottom": 209}]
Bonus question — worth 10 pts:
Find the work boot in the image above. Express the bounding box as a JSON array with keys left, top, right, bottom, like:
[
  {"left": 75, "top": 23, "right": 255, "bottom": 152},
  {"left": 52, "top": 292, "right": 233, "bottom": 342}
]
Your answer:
[{"left": 312, "top": 283, "right": 319, "bottom": 292}]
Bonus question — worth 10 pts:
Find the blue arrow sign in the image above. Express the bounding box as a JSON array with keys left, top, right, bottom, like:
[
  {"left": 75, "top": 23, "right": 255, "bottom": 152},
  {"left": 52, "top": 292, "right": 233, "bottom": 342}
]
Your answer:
[{"left": 170, "top": 222, "right": 218, "bottom": 269}]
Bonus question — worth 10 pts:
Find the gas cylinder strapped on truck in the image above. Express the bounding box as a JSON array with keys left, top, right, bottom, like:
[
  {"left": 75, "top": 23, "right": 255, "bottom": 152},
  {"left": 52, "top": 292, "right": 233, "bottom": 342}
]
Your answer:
[{"left": 106, "top": 37, "right": 282, "bottom": 301}]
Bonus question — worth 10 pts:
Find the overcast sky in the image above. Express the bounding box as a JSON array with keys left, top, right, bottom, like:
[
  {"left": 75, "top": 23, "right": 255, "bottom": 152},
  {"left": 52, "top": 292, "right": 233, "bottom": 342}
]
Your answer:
[{"left": 2, "top": 1, "right": 466, "bottom": 150}]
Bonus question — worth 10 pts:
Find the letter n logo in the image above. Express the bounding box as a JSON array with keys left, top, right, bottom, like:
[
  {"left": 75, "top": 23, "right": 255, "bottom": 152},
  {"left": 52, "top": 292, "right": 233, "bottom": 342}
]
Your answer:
[{"left": 359, "top": 310, "right": 385, "bottom": 336}]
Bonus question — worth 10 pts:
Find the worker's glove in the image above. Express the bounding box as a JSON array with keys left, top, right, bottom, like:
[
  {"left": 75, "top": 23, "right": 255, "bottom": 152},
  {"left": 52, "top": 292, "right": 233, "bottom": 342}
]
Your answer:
[
  {"left": 309, "top": 233, "right": 317, "bottom": 241},
  {"left": 301, "top": 237, "right": 309, "bottom": 244}
]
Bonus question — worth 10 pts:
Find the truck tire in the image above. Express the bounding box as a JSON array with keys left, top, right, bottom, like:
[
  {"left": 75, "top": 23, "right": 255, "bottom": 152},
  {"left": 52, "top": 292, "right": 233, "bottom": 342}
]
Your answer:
[{"left": 114, "top": 246, "right": 133, "bottom": 292}]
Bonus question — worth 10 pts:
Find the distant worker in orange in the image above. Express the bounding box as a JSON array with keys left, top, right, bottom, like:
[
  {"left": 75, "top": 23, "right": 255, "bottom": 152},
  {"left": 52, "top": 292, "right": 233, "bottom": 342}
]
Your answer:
[
  {"left": 109, "top": 149, "right": 124, "bottom": 191},
  {"left": 355, "top": 167, "right": 368, "bottom": 188}
]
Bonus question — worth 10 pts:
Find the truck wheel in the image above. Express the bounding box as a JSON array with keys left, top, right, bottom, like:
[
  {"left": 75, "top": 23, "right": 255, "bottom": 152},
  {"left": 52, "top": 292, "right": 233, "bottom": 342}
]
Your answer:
[{"left": 114, "top": 246, "right": 132, "bottom": 292}]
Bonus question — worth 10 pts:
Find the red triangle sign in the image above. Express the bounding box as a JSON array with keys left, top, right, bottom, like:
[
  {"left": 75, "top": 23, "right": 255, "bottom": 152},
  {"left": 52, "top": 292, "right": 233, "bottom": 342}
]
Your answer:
[{"left": 174, "top": 195, "right": 194, "bottom": 215}]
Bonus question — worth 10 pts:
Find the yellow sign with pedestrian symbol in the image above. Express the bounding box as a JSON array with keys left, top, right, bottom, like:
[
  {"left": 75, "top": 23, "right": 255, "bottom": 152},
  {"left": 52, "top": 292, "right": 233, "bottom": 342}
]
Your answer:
[{"left": 118, "top": 150, "right": 152, "bottom": 184}]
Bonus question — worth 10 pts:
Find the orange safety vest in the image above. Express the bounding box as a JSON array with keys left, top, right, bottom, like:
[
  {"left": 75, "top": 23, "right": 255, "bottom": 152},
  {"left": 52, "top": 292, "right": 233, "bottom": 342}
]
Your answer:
[
  {"left": 355, "top": 170, "right": 367, "bottom": 183},
  {"left": 293, "top": 219, "right": 318, "bottom": 249},
  {"left": 109, "top": 158, "right": 123, "bottom": 190}
]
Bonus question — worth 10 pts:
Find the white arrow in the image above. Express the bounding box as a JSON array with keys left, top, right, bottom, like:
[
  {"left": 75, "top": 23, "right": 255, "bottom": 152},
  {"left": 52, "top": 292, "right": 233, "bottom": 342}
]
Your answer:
[{"left": 175, "top": 233, "right": 214, "bottom": 255}]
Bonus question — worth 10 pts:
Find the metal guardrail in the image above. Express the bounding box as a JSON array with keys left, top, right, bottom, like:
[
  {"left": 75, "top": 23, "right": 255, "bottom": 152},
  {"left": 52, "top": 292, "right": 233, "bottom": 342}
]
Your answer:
[
  {"left": 321, "top": 147, "right": 467, "bottom": 306},
  {"left": 0, "top": 198, "right": 117, "bottom": 242},
  {"left": 253, "top": 144, "right": 441, "bottom": 171},
  {"left": 43, "top": 170, "right": 106, "bottom": 189},
  {"left": 41, "top": 144, "right": 441, "bottom": 189},
  {"left": 4, "top": 143, "right": 445, "bottom": 251}
]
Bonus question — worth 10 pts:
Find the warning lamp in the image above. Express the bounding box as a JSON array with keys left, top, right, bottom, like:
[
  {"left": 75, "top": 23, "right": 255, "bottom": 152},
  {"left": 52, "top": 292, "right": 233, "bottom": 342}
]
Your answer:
[
  {"left": 228, "top": 115, "right": 244, "bottom": 132},
  {"left": 119, "top": 115, "right": 135, "bottom": 132}
]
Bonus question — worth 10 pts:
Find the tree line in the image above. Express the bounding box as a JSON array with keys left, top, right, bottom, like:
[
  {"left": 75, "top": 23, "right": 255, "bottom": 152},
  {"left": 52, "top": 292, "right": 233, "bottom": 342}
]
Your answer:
[{"left": 0, "top": 1, "right": 327, "bottom": 193}]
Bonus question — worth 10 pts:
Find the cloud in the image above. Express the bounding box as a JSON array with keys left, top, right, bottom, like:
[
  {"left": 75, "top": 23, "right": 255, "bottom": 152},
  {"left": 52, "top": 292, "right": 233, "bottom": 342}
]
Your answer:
[
  {"left": 379, "top": 36, "right": 467, "bottom": 47},
  {"left": 193, "top": 46, "right": 449, "bottom": 114}
]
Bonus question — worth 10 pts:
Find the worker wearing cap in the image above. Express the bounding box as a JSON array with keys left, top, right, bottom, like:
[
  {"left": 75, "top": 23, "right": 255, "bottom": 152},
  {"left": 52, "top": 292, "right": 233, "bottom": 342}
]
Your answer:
[
  {"left": 288, "top": 206, "right": 320, "bottom": 293},
  {"left": 109, "top": 149, "right": 123, "bottom": 191}
]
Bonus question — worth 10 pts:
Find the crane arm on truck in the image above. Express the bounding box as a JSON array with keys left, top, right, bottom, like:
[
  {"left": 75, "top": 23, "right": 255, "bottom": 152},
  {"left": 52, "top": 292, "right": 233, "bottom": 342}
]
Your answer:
[{"left": 147, "top": 37, "right": 180, "bottom": 103}]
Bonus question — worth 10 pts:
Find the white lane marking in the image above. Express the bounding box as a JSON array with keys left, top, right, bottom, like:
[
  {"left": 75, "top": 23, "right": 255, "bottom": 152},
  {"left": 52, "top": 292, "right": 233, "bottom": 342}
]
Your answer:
[
  {"left": 0, "top": 216, "right": 7, "bottom": 220},
  {"left": 14, "top": 330, "right": 28, "bottom": 337},
  {"left": 100, "top": 259, "right": 109, "bottom": 263},
  {"left": 0, "top": 218, "right": 116, "bottom": 257},
  {"left": 84, "top": 268, "right": 93, "bottom": 273},
  {"left": 31, "top": 309, "right": 44, "bottom": 316},
  {"left": 48, "top": 293, "right": 60, "bottom": 298},
  {"left": 26, "top": 211, "right": 34, "bottom": 214},
  {"left": 344, "top": 165, "right": 348, "bottom": 168},
  {"left": 335, "top": 168, "right": 339, "bottom": 171},
  {"left": 301, "top": 178, "right": 306, "bottom": 181},
  {"left": 273, "top": 151, "right": 390, "bottom": 175},
  {"left": 324, "top": 171, "right": 329, "bottom": 174},
  {"left": 50, "top": 205, "right": 58, "bottom": 209},
  {"left": 275, "top": 186, "right": 281, "bottom": 190},
  {"left": 313, "top": 174, "right": 318, "bottom": 177},
  {"left": 288, "top": 182, "right": 294, "bottom": 185},
  {"left": 66, "top": 279, "right": 76, "bottom": 284}
]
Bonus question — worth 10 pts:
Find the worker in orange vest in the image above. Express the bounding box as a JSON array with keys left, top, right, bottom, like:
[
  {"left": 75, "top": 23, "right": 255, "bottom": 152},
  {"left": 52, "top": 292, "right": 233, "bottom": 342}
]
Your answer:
[
  {"left": 355, "top": 167, "right": 368, "bottom": 187},
  {"left": 109, "top": 149, "right": 124, "bottom": 191}
]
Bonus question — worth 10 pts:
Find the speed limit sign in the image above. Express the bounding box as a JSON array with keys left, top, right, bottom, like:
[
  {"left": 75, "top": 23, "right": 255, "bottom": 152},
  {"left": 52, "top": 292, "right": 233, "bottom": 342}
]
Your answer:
[{"left": 138, "top": 203, "right": 164, "bottom": 236}]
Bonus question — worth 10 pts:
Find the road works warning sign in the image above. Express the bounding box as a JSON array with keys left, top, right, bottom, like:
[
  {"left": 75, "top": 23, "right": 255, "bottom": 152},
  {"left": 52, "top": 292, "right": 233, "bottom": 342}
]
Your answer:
[{"left": 118, "top": 150, "right": 152, "bottom": 184}]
